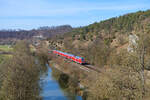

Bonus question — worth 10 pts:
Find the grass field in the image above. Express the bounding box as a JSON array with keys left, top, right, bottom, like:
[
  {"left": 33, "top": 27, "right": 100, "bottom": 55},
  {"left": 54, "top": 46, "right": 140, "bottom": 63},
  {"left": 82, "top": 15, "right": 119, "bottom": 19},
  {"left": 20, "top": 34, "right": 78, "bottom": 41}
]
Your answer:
[
  {"left": 0, "top": 45, "right": 13, "bottom": 52},
  {"left": 0, "top": 54, "right": 12, "bottom": 64},
  {"left": 0, "top": 45, "right": 13, "bottom": 64}
]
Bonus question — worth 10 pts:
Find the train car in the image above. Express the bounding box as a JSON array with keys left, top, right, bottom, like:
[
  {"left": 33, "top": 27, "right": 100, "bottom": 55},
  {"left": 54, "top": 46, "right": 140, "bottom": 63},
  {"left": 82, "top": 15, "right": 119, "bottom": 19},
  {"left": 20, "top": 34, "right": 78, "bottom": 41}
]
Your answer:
[
  {"left": 74, "top": 56, "right": 85, "bottom": 64},
  {"left": 52, "top": 50, "right": 85, "bottom": 64}
]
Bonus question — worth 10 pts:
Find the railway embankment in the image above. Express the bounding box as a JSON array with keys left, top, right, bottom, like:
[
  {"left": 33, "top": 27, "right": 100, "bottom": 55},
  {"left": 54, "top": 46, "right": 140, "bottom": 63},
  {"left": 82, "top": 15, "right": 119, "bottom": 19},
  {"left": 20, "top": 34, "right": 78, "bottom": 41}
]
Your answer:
[
  {"left": 48, "top": 54, "right": 101, "bottom": 88},
  {"left": 48, "top": 53, "right": 150, "bottom": 90}
]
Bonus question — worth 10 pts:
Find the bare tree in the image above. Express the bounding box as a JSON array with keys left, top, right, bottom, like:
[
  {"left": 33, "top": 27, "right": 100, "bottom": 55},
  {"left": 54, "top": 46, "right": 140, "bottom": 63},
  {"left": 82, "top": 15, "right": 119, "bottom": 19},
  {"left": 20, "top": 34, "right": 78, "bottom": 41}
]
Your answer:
[{"left": 136, "top": 33, "right": 150, "bottom": 96}]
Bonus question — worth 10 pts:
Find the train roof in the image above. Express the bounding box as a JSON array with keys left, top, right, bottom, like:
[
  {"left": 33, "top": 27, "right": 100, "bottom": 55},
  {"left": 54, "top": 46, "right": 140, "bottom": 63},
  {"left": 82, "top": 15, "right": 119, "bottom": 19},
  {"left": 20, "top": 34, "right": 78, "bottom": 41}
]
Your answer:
[
  {"left": 54, "top": 50, "right": 85, "bottom": 58},
  {"left": 75, "top": 56, "right": 83, "bottom": 59}
]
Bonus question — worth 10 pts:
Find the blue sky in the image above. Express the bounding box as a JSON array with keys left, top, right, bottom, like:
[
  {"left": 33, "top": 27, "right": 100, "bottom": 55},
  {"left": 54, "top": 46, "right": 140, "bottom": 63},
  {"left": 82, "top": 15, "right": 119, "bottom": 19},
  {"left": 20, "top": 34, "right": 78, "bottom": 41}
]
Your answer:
[{"left": 0, "top": 0, "right": 150, "bottom": 30}]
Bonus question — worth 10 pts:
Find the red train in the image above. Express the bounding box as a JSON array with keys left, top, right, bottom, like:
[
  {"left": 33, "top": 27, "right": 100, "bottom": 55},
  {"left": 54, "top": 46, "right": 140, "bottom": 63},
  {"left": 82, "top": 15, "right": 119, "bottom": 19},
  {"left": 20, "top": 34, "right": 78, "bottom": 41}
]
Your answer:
[{"left": 52, "top": 50, "right": 85, "bottom": 64}]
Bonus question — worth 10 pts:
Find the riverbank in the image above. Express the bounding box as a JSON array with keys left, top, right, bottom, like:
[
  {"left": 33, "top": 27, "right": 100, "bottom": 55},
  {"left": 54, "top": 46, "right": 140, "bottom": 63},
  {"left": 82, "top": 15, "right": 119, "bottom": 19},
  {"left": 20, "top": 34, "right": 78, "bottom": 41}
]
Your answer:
[
  {"left": 47, "top": 53, "right": 102, "bottom": 93},
  {"left": 47, "top": 53, "right": 116, "bottom": 100},
  {"left": 48, "top": 52, "right": 150, "bottom": 100},
  {"left": 42, "top": 64, "right": 83, "bottom": 100}
]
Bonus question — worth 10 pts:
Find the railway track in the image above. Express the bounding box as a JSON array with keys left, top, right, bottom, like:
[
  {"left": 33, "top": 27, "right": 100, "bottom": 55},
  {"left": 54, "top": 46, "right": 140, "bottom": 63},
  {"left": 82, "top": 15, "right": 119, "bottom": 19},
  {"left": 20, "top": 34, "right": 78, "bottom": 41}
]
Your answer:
[
  {"left": 63, "top": 58, "right": 101, "bottom": 73},
  {"left": 84, "top": 64, "right": 101, "bottom": 73},
  {"left": 50, "top": 52, "right": 101, "bottom": 73}
]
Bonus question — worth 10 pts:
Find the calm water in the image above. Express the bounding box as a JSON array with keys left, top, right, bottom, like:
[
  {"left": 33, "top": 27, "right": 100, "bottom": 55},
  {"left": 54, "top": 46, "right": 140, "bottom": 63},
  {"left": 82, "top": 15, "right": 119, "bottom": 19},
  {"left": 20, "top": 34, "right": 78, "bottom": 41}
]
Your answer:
[{"left": 42, "top": 67, "right": 82, "bottom": 100}]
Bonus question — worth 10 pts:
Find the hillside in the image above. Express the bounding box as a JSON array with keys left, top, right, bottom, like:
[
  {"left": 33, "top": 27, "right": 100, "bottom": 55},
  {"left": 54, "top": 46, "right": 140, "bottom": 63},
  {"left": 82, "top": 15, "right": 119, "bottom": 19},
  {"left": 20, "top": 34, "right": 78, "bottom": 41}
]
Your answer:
[
  {"left": 68, "top": 10, "right": 150, "bottom": 41},
  {"left": 48, "top": 10, "right": 150, "bottom": 66},
  {"left": 47, "top": 10, "right": 150, "bottom": 100}
]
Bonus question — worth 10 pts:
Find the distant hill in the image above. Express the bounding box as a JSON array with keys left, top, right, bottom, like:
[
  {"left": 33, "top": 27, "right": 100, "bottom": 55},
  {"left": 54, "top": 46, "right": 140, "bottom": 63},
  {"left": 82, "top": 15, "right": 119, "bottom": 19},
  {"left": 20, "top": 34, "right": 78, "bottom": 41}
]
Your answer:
[{"left": 0, "top": 25, "right": 72, "bottom": 39}]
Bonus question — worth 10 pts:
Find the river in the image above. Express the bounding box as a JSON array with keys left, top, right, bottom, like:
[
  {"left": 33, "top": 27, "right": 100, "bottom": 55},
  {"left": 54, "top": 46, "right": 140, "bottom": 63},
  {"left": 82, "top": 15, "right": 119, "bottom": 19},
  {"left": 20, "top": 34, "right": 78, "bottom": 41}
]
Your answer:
[{"left": 42, "top": 66, "right": 83, "bottom": 100}]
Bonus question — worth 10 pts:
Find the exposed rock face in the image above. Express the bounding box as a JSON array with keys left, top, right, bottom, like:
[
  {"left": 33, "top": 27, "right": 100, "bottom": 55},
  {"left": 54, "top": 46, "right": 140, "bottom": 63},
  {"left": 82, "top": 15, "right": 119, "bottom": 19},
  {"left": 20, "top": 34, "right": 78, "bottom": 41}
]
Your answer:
[{"left": 128, "top": 34, "right": 139, "bottom": 52}]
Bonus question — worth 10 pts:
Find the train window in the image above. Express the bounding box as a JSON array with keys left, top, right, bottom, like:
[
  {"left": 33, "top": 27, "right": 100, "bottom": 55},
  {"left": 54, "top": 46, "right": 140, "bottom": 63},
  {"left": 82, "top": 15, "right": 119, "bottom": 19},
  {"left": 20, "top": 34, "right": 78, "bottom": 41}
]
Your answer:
[{"left": 81, "top": 58, "right": 84, "bottom": 61}]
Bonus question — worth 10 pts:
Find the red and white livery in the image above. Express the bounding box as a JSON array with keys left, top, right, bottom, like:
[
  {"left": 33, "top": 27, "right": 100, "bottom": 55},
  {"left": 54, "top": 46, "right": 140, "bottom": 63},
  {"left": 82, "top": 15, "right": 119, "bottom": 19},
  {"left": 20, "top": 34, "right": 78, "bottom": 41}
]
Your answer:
[{"left": 52, "top": 50, "right": 85, "bottom": 64}]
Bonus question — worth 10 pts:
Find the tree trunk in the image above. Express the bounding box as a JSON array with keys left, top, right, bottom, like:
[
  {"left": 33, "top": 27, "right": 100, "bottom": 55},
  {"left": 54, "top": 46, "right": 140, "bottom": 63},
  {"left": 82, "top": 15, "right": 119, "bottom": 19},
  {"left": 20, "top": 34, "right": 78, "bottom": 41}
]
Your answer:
[{"left": 139, "top": 46, "right": 146, "bottom": 97}]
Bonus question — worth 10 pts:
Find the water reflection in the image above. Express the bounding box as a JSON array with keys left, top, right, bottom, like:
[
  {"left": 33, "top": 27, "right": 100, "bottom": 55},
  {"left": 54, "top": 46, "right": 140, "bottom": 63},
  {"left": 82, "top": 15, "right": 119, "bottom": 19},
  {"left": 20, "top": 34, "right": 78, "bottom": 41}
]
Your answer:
[{"left": 42, "top": 67, "right": 82, "bottom": 100}]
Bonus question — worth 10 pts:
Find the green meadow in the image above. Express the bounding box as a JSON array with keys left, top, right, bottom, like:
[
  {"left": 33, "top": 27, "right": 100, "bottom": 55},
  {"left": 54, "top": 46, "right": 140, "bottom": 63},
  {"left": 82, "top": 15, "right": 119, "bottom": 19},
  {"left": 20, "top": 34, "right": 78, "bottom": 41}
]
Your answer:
[
  {"left": 0, "top": 45, "right": 13, "bottom": 52},
  {"left": 0, "top": 54, "right": 12, "bottom": 64},
  {"left": 0, "top": 45, "right": 13, "bottom": 64}
]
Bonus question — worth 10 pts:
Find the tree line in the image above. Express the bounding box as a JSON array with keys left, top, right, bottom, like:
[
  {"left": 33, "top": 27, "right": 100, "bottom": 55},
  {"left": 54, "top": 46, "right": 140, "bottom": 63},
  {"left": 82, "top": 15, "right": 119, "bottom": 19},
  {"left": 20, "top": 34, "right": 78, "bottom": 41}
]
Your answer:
[{"left": 0, "top": 25, "right": 72, "bottom": 39}]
